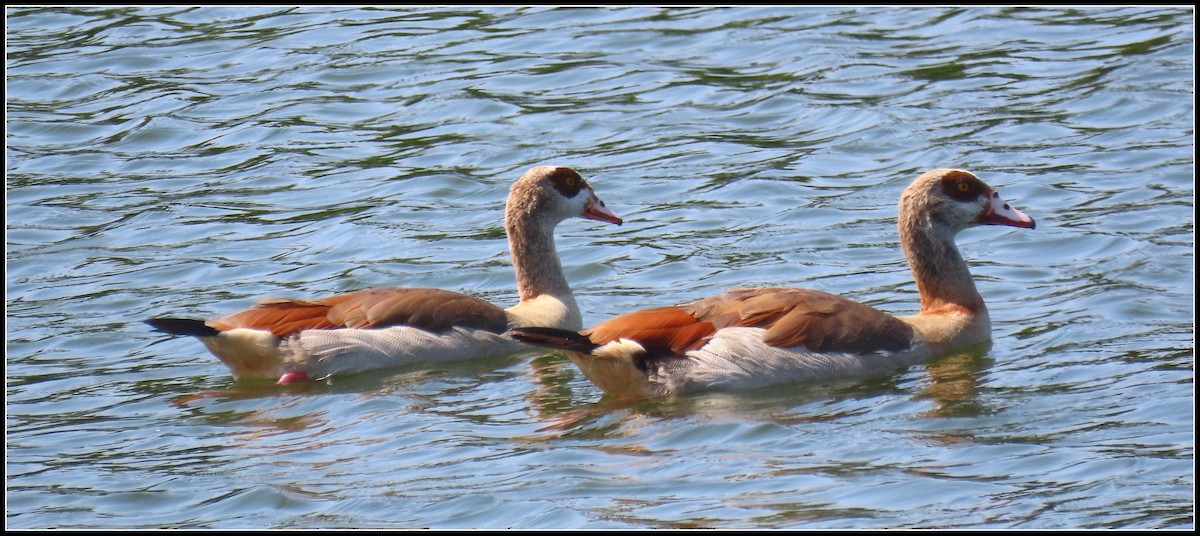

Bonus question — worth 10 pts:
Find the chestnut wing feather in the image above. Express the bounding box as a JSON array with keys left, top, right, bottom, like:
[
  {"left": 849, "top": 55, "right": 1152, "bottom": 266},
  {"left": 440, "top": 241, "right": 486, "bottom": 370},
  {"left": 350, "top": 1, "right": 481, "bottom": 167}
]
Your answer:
[
  {"left": 584, "top": 306, "right": 717, "bottom": 355},
  {"left": 586, "top": 287, "right": 914, "bottom": 356},
  {"left": 209, "top": 287, "right": 509, "bottom": 337},
  {"left": 710, "top": 288, "right": 915, "bottom": 354}
]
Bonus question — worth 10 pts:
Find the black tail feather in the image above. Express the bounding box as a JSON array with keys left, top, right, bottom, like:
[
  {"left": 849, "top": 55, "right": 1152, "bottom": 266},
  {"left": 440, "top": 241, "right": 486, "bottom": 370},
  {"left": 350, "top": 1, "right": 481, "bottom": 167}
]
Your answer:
[
  {"left": 145, "top": 317, "right": 220, "bottom": 338},
  {"left": 508, "top": 326, "right": 598, "bottom": 353}
]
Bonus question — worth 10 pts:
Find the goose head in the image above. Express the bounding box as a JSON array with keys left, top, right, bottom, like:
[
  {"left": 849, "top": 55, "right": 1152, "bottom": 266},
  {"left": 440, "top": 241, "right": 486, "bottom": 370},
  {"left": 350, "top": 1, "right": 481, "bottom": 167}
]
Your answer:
[
  {"left": 900, "top": 168, "right": 1035, "bottom": 242},
  {"left": 506, "top": 165, "right": 623, "bottom": 230}
]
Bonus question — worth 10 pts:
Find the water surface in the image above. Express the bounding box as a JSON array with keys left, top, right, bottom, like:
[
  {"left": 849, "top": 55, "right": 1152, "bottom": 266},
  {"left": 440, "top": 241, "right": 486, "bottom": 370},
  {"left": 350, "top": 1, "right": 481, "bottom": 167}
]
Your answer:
[{"left": 6, "top": 5, "right": 1194, "bottom": 529}]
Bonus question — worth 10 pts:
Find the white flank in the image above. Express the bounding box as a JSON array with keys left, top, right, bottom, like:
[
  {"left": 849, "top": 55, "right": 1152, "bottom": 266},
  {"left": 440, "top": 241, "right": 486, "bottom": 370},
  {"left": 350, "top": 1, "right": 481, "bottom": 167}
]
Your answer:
[{"left": 281, "top": 326, "right": 527, "bottom": 380}]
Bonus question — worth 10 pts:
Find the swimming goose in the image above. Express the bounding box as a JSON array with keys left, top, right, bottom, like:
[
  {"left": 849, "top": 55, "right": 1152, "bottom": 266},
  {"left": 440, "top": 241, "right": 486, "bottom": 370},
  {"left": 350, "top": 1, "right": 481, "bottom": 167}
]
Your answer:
[
  {"left": 146, "top": 165, "right": 622, "bottom": 384},
  {"left": 510, "top": 169, "right": 1035, "bottom": 399}
]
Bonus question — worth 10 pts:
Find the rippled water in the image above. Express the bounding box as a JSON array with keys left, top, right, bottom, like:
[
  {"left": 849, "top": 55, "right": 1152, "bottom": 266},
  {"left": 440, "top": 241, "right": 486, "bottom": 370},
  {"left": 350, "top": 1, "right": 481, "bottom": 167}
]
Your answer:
[{"left": 6, "top": 6, "right": 1194, "bottom": 529}]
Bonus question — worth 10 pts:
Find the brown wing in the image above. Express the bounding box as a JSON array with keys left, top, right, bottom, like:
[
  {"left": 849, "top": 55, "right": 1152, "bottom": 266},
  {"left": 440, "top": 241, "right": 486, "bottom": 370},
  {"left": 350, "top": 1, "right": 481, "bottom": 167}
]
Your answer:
[
  {"left": 207, "top": 287, "right": 510, "bottom": 337},
  {"left": 584, "top": 306, "right": 718, "bottom": 355},
  {"left": 586, "top": 287, "right": 914, "bottom": 356},
  {"left": 697, "top": 288, "right": 915, "bottom": 353}
]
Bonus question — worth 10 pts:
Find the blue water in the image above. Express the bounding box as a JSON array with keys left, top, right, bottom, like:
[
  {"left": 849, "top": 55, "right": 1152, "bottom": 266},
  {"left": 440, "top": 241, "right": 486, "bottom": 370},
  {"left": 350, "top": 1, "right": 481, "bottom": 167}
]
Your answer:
[{"left": 6, "top": 6, "right": 1194, "bottom": 529}]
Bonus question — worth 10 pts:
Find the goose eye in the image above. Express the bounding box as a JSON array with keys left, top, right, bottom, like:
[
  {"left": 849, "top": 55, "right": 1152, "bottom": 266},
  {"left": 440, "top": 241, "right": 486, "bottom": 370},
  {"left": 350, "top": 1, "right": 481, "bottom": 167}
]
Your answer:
[{"left": 549, "top": 168, "right": 585, "bottom": 197}]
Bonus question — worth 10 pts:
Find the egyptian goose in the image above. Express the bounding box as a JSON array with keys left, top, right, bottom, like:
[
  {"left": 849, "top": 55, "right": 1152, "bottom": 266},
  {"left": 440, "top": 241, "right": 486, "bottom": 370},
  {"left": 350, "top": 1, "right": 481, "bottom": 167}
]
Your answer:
[
  {"left": 146, "top": 165, "right": 622, "bottom": 384},
  {"left": 510, "top": 169, "right": 1035, "bottom": 399}
]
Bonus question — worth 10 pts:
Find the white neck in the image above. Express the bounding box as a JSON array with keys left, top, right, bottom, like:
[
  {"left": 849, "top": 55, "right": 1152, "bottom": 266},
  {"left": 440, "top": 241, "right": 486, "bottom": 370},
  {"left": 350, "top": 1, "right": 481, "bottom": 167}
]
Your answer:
[
  {"left": 897, "top": 200, "right": 990, "bottom": 351},
  {"left": 503, "top": 202, "right": 582, "bottom": 330}
]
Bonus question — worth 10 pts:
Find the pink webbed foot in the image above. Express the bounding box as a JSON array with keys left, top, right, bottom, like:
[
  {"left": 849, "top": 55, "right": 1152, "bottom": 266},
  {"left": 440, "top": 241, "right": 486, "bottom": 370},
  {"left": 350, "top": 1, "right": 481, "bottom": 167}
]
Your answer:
[{"left": 277, "top": 371, "right": 310, "bottom": 385}]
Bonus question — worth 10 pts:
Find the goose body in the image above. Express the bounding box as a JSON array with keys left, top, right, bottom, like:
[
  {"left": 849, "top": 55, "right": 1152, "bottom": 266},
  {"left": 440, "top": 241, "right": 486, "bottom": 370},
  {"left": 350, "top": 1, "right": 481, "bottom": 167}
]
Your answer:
[
  {"left": 510, "top": 169, "right": 1035, "bottom": 399},
  {"left": 147, "top": 166, "right": 622, "bottom": 383}
]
